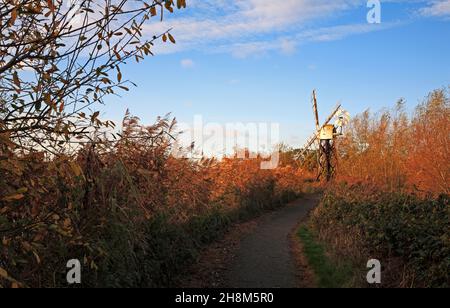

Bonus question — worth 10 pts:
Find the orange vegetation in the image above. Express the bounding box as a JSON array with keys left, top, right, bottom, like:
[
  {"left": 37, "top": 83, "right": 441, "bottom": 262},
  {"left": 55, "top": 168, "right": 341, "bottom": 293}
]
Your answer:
[
  {"left": 336, "top": 89, "right": 449, "bottom": 196},
  {"left": 0, "top": 112, "right": 314, "bottom": 287}
]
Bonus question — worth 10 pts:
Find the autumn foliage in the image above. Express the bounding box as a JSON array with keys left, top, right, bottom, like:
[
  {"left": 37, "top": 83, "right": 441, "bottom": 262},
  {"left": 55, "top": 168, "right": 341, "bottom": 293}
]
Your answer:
[
  {"left": 0, "top": 0, "right": 319, "bottom": 288},
  {"left": 0, "top": 112, "right": 314, "bottom": 287},
  {"left": 311, "top": 89, "right": 450, "bottom": 287},
  {"left": 336, "top": 89, "right": 449, "bottom": 196}
]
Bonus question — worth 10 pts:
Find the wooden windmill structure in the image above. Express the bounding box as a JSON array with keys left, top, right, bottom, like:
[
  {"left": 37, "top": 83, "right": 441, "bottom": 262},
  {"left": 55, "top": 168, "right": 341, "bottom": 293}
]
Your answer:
[{"left": 298, "top": 90, "right": 350, "bottom": 182}]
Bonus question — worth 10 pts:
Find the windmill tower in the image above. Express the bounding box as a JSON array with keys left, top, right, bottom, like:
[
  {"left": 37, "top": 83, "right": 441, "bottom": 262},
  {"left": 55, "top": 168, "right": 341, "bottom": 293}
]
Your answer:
[{"left": 298, "top": 90, "right": 350, "bottom": 181}]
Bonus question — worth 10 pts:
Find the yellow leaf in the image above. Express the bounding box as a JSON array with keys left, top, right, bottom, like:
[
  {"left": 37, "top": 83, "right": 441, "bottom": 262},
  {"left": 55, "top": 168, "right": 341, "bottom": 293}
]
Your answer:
[
  {"left": 32, "top": 251, "right": 41, "bottom": 264},
  {"left": 16, "top": 187, "right": 28, "bottom": 194},
  {"left": 70, "top": 162, "right": 83, "bottom": 177},
  {"left": 113, "top": 49, "right": 121, "bottom": 60},
  {"left": 150, "top": 6, "right": 157, "bottom": 16},
  {"left": 63, "top": 218, "right": 71, "bottom": 228},
  {"left": 168, "top": 33, "right": 176, "bottom": 44},
  {"left": 9, "top": 8, "right": 17, "bottom": 26},
  {"left": 0, "top": 267, "right": 8, "bottom": 279},
  {"left": 90, "top": 260, "right": 98, "bottom": 270},
  {"left": 22, "top": 241, "right": 32, "bottom": 252},
  {"left": 2, "top": 194, "right": 24, "bottom": 202},
  {"left": 47, "top": 0, "right": 55, "bottom": 12}
]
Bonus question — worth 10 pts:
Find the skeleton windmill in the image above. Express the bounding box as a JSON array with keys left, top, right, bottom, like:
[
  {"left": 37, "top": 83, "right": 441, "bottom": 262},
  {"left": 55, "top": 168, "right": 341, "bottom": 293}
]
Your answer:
[{"left": 298, "top": 90, "right": 350, "bottom": 182}]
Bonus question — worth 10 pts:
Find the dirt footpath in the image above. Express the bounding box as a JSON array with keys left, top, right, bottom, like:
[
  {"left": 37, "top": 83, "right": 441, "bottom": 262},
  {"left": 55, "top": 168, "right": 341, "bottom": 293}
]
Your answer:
[
  {"left": 180, "top": 194, "right": 320, "bottom": 288},
  {"left": 224, "top": 195, "right": 320, "bottom": 288}
]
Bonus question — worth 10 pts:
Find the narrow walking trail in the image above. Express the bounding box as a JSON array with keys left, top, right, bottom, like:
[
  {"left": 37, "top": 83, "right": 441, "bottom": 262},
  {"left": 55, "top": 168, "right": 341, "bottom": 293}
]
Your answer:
[{"left": 224, "top": 195, "right": 320, "bottom": 288}]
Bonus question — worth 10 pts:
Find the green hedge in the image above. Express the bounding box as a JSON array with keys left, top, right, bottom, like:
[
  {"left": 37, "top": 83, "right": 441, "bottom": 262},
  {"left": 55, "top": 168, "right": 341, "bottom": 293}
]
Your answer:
[{"left": 312, "top": 188, "right": 449, "bottom": 287}]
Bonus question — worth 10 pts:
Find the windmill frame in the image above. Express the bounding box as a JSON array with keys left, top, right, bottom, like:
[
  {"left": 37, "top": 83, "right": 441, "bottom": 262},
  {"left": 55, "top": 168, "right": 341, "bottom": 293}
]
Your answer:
[{"left": 298, "top": 90, "right": 349, "bottom": 182}]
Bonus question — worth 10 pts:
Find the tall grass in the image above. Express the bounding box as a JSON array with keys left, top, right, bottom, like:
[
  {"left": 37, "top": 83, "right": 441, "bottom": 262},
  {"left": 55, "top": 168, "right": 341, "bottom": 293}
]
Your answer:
[
  {"left": 0, "top": 112, "right": 314, "bottom": 288},
  {"left": 312, "top": 89, "right": 450, "bottom": 288},
  {"left": 336, "top": 89, "right": 449, "bottom": 196}
]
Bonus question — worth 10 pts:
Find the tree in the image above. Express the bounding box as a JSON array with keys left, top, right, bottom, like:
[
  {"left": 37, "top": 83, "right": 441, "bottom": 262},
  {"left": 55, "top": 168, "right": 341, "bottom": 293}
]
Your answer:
[
  {"left": 407, "top": 89, "right": 450, "bottom": 195},
  {"left": 0, "top": 0, "right": 185, "bottom": 154}
]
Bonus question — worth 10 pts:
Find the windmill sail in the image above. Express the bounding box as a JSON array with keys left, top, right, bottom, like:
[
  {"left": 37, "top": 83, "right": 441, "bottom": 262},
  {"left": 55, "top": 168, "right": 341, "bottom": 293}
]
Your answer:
[{"left": 312, "top": 90, "right": 320, "bottom": 131}]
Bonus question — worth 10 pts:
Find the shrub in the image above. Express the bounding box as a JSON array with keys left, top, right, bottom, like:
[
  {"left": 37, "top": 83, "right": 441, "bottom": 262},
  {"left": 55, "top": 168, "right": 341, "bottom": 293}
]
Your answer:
[
  {"left": 312, "top": 185, "right": 449, "bottom": 287},
  {"left": 0, "top": 114, "right": 309, "bottom": 288},
  {"left": 336, "top": 89, "right": 449, "bottom": 196}
]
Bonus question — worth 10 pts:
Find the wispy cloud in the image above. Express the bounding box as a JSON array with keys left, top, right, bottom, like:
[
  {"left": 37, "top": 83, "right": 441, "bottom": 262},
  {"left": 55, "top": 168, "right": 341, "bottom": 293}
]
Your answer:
[
  {"left": 217, "top": 22, "right": 399, "bottom": 58},
  {"left": 144, "top": 0, "right": 370, "bottom": 56},
  {"left": 181, "top": 58, "right": 195, "bottom": 69},
  {"left": 419, "top": 0, "right": 450, "bottom": 17},
  {"left": 143, "top": 0, "right": 438, "bottom": 57}
]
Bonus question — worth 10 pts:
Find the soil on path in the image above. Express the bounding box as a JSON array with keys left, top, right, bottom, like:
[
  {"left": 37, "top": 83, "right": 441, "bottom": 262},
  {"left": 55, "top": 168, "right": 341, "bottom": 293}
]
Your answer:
[{"left": 180, "top": 194, "right": 320, "bottom": 288}]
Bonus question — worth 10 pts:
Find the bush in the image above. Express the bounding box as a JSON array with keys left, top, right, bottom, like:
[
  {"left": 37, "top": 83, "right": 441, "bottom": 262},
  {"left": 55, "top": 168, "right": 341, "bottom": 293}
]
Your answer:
[
  {"left": 336, "top": 89, "right": 449, "bottom": 196},
  {"left": 0, "top": 114, "right": 309, "bottom": 288},
  {"left": 313, "top": 89, "right": 449, "bottom": 288},
  {"left": 312, "top": 185, "right": 449, "bottom": 287}
]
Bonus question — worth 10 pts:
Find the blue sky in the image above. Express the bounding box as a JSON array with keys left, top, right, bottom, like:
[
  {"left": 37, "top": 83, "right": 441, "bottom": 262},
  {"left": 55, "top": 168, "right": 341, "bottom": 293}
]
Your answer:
[{"left": 102, "top": 0, "right": 450, "bottom": 148}]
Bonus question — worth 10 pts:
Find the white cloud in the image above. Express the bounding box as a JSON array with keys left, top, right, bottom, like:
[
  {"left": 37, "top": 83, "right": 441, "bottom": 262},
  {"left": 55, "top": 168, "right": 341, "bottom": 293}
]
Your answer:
[
  {"left": 220, "top": 22, "right": 398, "bottom": 58},
  {"left": 180, "top": 58, "right": 195, "bottom": 68},
  {"left": 230, "top": 41, "right": 273, "bottom": 58},
  {"left": 420, "top": 0, "right": 450, "bottom": 17},
  {"left": 144, "top": 0, "right": 406, "bottom": 57},
  {"left": 301, "top": 22, "right": 397, "bottom": 42},
  {"left": 279, "top": 38, "right": 297, "bottom": 55}
]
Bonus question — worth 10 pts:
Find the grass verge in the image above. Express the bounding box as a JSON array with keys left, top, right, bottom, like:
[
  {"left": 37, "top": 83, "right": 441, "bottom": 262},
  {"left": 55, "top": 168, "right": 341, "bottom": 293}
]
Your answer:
[{"left": 297, "top": 226, "right": 355, "bottom": 288}]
